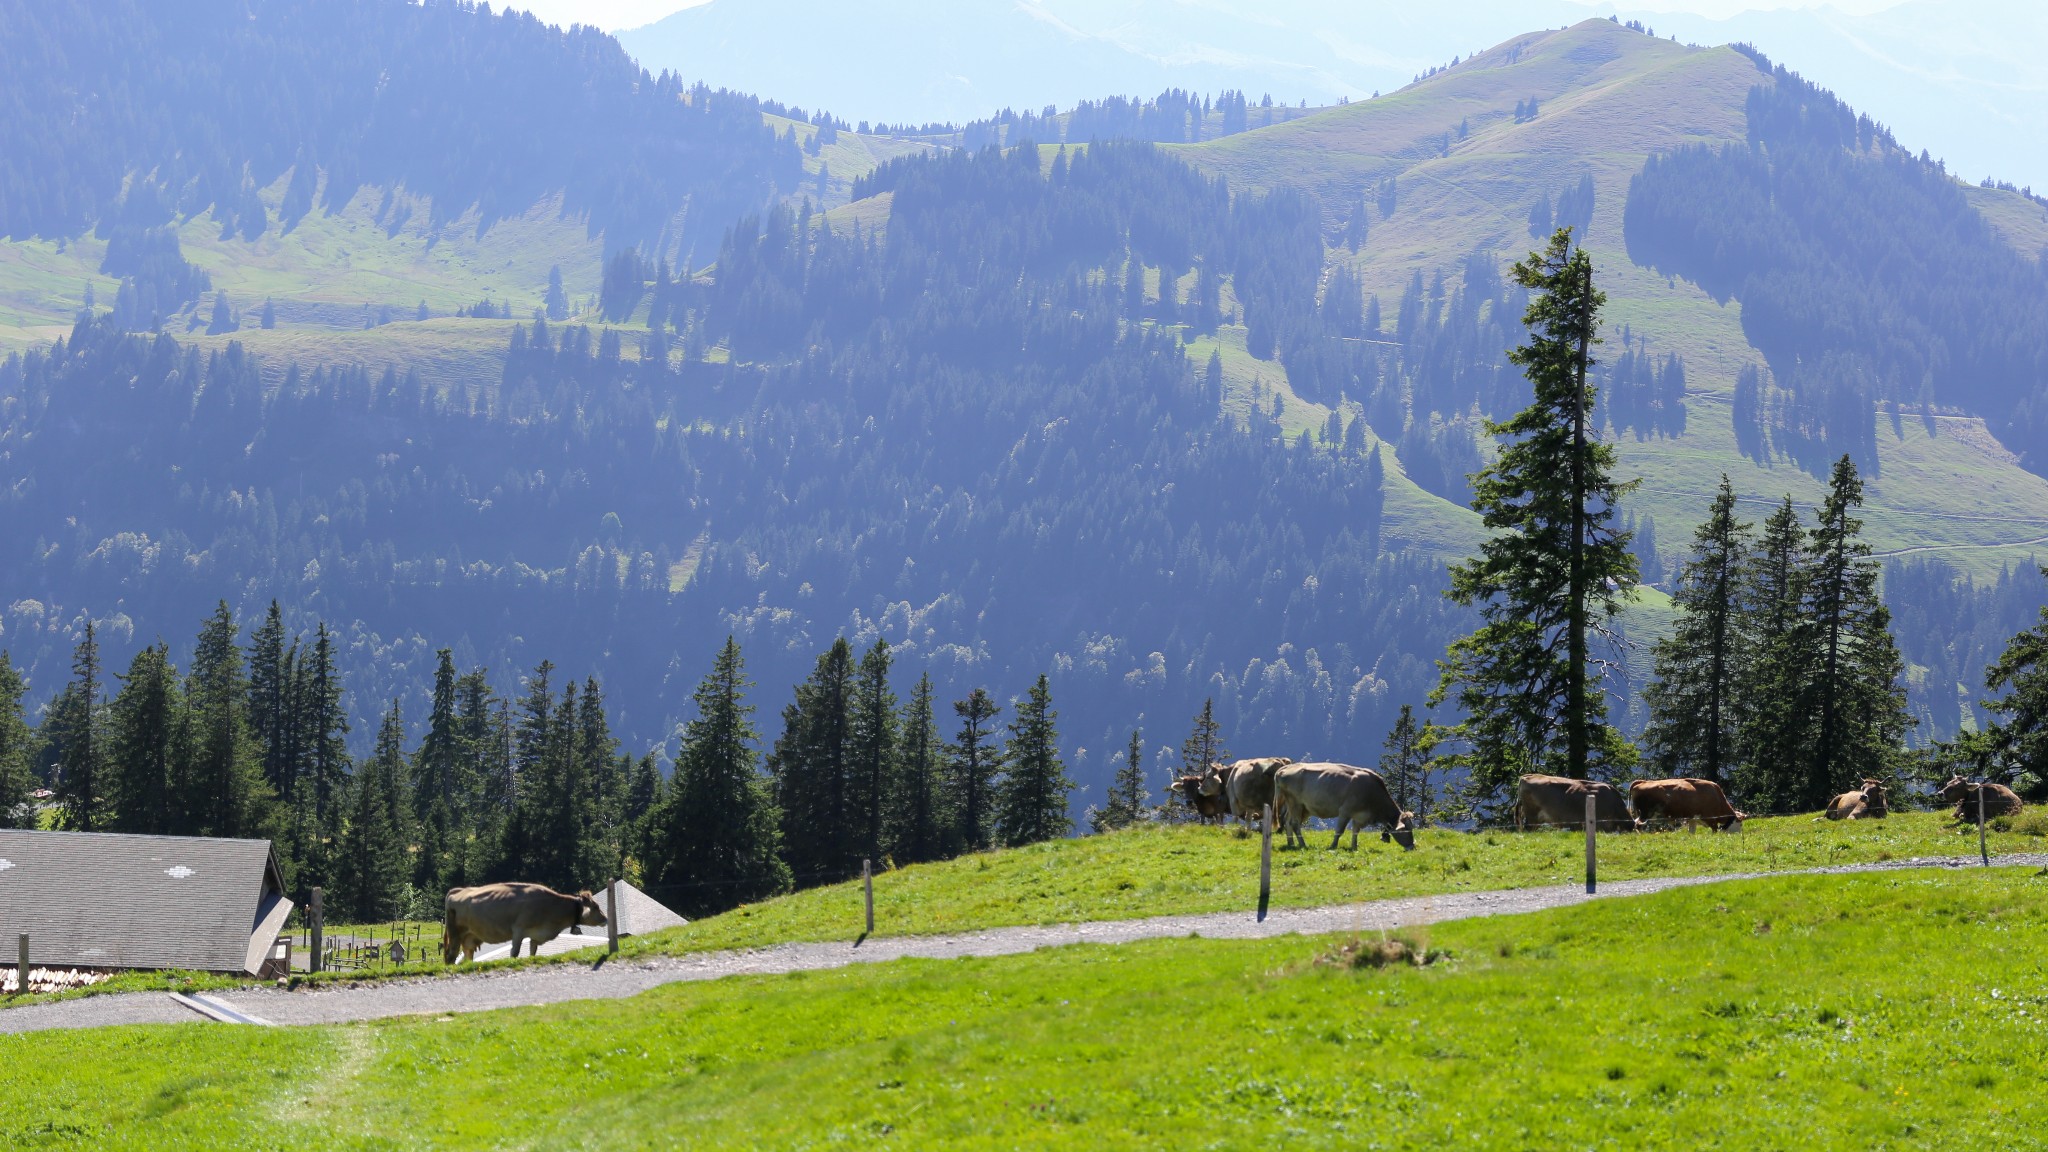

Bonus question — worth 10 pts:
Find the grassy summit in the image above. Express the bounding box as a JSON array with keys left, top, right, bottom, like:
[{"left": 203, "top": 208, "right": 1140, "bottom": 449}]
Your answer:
[{"left": 4, "top": 869, "right": 2041, "bottom": 1148}]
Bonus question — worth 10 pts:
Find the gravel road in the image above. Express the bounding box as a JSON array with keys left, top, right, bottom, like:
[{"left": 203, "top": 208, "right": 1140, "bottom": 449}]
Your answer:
[{"left": 5, "top": 853, "right": 2041, "bottom": 1036}]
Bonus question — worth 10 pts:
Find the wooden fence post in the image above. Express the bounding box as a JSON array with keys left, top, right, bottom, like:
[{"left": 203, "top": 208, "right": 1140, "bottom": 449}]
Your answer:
[
  {"left": 607, "top": 880, "right": 619, "bottom": 954},
  {"left": 1584, "top": 793, "right": 1597, "bottom": 895},
  {"left": 309, "top": 887, "right": 324, "bottom": 974},
  {"left": 862, "top": 859, "right": 875, "bottom": 937},
  {"left": 1258, "top": 802, "right": 1273, "bottom": 923},
  {"left": 1980, "top": 782, "right": 1990, "bottom": 868},
  {"left": 15, "top": 933, "right": 26, "bottom": 996}
]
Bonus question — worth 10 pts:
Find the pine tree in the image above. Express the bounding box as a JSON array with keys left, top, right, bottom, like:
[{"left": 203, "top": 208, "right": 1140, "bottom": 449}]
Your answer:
[
  {"left": 296, "top": 623, "right": 350, "bottom": 890},
  {"left": 1985, "top": 567, "right": 2048, "bottom": 799},
  {"left": 1735, "top": 497, "right": 1813, "bottom": 812},
  {"left": 1378, "top": 704, "right": 1434, "bottom": 824},
  {"left": 1644, "top": 476, "right": 1753, "bottom": 784},
  {"left": 1174, "top": 699, "right": 1227, "bottom": 819},
  {"left": 886, "top": 672, "right": 945, "bottom": 864},
  {"left": 1802, "top": 455, "right": 1912, "bottom": 805},
  {"left": 183, "top": 602, "right": 271, "bottom": 837},
  {"left": 768, "top": 639, "right": 856, "bottom": 881},
  {"left": 622, "top": 752, "right": 660, "bottom": 848},
  {"left": 247, "top": 601, "right": 295, "bottom": 799},
  {"left": 1433, "top": 229, "right": 1638, "bottom": 805},
  {"left": 648, "top": 637, "right": 789, "bottom": 917},
  {"left": 498, "top": 660, "right": 557, "bottom": 884},
  {"left": 0, "top": 653, "right": 36, "bottom": 829},
  {"left": 947, "top": 688, "right": 1003, "bottom": 853},
  {"left": 577, "top": 675, "right": 622, "bottom": 881},
  {"left": 848, "top": 640, "right": 898, "bottom": 865},
  {"left": 109, "top": 643, "right": 181, "bottom": 834},
  {"left": 51, "top": 622, "right": 108, "bottom": 832},
  {"left": 996, "top": 675, "right": 1072, "bottom": 846},
  {"left": 412, "top": 649, "right": 465, "bottom": 888},
  {"left": 545, "top": 264, "right": 569, "bottom": 321},
  {"left": 1091, "top": 729, "right": 1148, "bottom": 833},
  {"left": 333, "top": 701, "right": 410, "bottom": 923}
]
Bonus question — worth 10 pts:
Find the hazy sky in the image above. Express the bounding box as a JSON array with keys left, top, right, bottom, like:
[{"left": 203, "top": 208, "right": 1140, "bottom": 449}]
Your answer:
[{"left": 511, "top": 0, "right": 1912, "bottom": 31}]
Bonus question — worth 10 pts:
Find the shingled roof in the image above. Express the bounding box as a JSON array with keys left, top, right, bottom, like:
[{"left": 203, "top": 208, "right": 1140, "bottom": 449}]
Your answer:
[{"left": 0, "top": 830, "right": 293, "bottom": 974}]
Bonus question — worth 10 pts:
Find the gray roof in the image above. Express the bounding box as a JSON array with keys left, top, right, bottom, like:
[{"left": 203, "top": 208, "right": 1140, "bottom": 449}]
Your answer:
[
  {"left": 0, "top": 830, "right": 290, "bottom": 974},
  {"left": 608, "top": 879, "right": 687, "bottom": 936}
]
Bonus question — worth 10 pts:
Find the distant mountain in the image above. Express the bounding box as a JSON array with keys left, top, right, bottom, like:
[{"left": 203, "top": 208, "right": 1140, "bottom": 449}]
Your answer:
[
  {"left": 2, "top": 7, "right": 2046, "bottom": 803},
  {"left": 616, "top": 0, "right": 2048, "bottom": 190}
]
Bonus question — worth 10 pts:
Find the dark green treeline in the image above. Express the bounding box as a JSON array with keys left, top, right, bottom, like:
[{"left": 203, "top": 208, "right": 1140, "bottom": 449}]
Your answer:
[{"left": 0, "top": 603, "right": 1073, "bottom": 922}]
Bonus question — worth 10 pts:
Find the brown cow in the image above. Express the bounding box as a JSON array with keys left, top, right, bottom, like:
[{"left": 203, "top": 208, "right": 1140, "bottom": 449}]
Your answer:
[
  {"left": 1629, "top": 778, "right": 1748, "bottom": 832},
  {"left": 1273, "top": 762, "right": 1415, "bottom": 850},
  {"left": 1516, "top": 774, "right": 1638, "bottom": 832},
  {"left": 443, "top": 882, "right": 607, "bottom": 964},
  {"left": 1823, "top": 778, "right": 1889, "bottom": 821},
  {"left": 1168, "top": 769, "right": 1231, "bottom": 823},
  {"left": 1223, "top": 757, "right": 1293, "bottom": 827},
  {"left": 1936, "top": 775, "right": 2024, "bottom": 825}
]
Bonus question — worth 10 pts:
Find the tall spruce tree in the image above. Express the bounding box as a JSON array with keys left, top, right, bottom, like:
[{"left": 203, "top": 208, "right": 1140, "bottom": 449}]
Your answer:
[
  {"left": 947, "top": 688, "right": 1003, "bottom": 853},
  {"left": 768, "top": 639, "right": 856, "bottom": 881},
  {"left": 183, "top": 602, "right": 271, "bottom": 838},
  {"left": 1644, "top": 476, "right": 1753, "bottom": 783},
  {"left": 296, "top": 622, "right": 351, "bottom": 891},
  {"left": 1434, "top": 229, "right": 1638, "bottom": 803},
  {"left": 886, "top": 671, "right": 945, "bottom": 864},
  {"left": 108, "top": 643, "right": 181, "bottom": 834},
  {"left": 499, "top": 660, "right": 558, "bottom": 884},
  {"left": 1377, "top": 704, "right": 1434, "bottom": 824},
  {"left": 412, "top": 649, "right": 465, "bottom": 889},
  {"left": 0, "top": 653, "right": 35, "bottom": 829},
  {"left": 996, "top": 675, "right": 1072, "bottom": 846},
  {"left": 577, "top": 676, "right": 623, "bottom": 881},
  {"left": 1091, "top": 728, "right": 1149, "bottom": 833},
  {"left": 648, "top": 637, "right": 789, "bottom": 917},
  {"left": 1802, "top": 455, "right": 1911, "bottom": 805},
  {"left": 1985, "top": 568, "right": 2048, "bottom": 799},
  {"left": 51, "top": 622, "right": 107, "bottom": 832},
  {"left": 247, "top": 601, "right": 295, "bottom": 799},
  {"left": 1735, "top": 497, "right": 1813, "bottom": 812},
  {"left": 848, "top": 640, "right": 898, "bottom": 866},
  {"left": 333, "top": 701, "right": 410, "bottom": 923}
]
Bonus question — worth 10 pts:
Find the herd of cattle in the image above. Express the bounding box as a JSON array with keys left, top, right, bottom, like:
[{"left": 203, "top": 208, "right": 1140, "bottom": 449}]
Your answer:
[{"left": 1169, "top": 759, "right": 2028, "bottom": 848}]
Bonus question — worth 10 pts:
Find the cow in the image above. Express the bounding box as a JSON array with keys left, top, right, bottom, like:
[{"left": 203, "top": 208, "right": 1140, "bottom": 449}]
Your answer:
[
  {"left": 1628, "top": 778, "right": 1747, "bottom": 832},
  {"left": 1272, "top": 762, "right": 1415, "bottom": 851},
  {"left": 1823, "top": 778, "right": 1889, "bottom": 821},
  {"left": 1223, "top": 756, "right": 1293, "bottom": 827},
  {"left": 1168, "top": 769, "right": 1231, "bottom": 823},
  {"left": 443, "top": 882, "right": 607, "bottom": 965},
  {"left": 1935, "top": 775, "right": 2024, "bottom": 825},
  {"left": 1516, "top": 774, "right": 1638, "bottom": 832}
]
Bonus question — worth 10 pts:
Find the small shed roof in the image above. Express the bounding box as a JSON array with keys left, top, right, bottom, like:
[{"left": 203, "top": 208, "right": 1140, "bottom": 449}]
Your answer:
[{"left": 0, "top": 830, "right": 292, "bottom": 974}]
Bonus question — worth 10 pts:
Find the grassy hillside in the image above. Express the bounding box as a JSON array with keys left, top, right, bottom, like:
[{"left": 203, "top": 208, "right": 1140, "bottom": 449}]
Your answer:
[
  {"left": 1180, "top": 19, "right": 2048, "bottom": 581},
  {"left": 6, "top": 870, "right": 2042, "bottom": 1147}
]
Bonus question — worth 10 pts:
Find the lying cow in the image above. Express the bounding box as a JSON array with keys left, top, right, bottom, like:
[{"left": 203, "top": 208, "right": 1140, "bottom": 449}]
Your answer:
[
  {"left": 1823, "top": 778, "right": 1889, "bottom": 821},
  {"left": 1168, "top": 770, "right": 1231, "bottom": 823},
  {"left": 1516, "top": 774, "right": 1637, "bottom": 832},
  {"left": 443, "top": 881, "right": 607, "bottom": 964},
  {"left": 1273, "top": 762, "right": 1415, "bottom": 851},
  {"left": 1936, "top": 775, "right": 2024, "bottom": 825},
  {"left": 1629, "top": 777, "right": 1747, "bottom": 832}
]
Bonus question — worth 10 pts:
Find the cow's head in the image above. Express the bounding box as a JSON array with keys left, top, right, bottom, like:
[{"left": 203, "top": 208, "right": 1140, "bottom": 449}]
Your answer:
[
  {"left": 1727, "top": 810, "right": 1749, "bottom": 833},
  {"left": 1380, "top": 812, "right": 1416, "bottom": 851},
  {"left": 576, "top": 891, "right": 608, "bottom": 929},
  {"left": 1936, "top": 775, "right": 1970, "bottom": 804}
]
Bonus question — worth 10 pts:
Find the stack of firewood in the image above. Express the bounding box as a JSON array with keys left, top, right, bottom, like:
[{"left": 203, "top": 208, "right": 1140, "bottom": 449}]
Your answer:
[{"left": 2, "top": 967, "right": 111, "bottom": 994}]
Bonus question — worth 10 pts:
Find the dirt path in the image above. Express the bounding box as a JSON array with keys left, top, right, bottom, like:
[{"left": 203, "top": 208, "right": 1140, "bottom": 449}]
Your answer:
[{"left": 5, "top": 853, "right": 2041, "bottom": 1036}]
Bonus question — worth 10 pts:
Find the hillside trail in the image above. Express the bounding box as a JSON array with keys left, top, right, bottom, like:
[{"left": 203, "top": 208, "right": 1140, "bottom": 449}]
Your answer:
[{"left": 6, "top": 853, "right": 2043, "bottom": 1035}]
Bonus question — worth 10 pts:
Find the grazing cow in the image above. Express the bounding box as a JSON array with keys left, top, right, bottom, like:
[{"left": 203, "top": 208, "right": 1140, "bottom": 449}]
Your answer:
[
  {"left": 443, "top": 882, "right": 607, "bottom": 964},
  {"left": 1223, "top": 757, "right": 1293, "bottom": 827},
  {"left": 1823, "top": 778, "right": 1889, "bottom": 821},
  {"left": 1168, "top": 769, "right": 1231, "bottom": 823},
  {"left": 1936, "top": 775, "right": 2024, "bottom": 825},
  {"left": 1629, "top": 778, "right": 1747, "bottom": 832},
  {"left": 1272, "top": 762, "right": 1415, "bottom": 851},
  {"left": 1516, "top": 774, "right": 1638, "bottom": 832}
]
